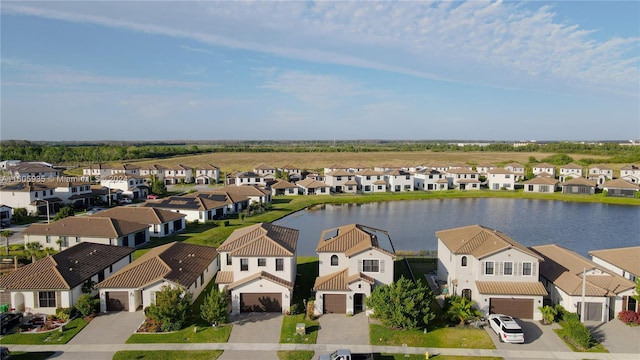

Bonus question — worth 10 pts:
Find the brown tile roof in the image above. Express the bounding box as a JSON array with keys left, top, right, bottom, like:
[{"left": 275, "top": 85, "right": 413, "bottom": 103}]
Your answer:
[
  {"left": 603, "top": 178, "right": 639, "bottom": 189},
  {"left": 214, "top": 185, "right": 270, "bottom": 196},
  {"left": 487, "top": 168, "right": 514, "bottom": 175},
  {"left": 254, "top": 163, "right": 276, "bottom": 170},
  {"left": 476, "top": 281, "right": 548, "bottom": 296},
  {"left": 356, "top": 169, "right": 385, "bottom": 176},
  {"left": 589, "top": 246, "right": 640, "bottom": 277},
  {"left": 316, "top": 224, "right": 395, "bottom": 258},
  {"left": 227, "top": 271, "right": 292, "bottom": 290},
  {"left": 271, "top": 179, "right": 297, "bottom": 189},
  {"left": 215, "top": 271, "right": 234, "bottom": 284},
  {"left": 561, "top": 164, "right": 583, "bottom": 170},
  {"left": 90, "top": 207, "right": 185, "bottom": 224},
  {"left": 436, "top": 224, "right": 542, "bottom": 260},
  {"left": 313, "top": 268, "right": 375, "bottom": 291},
  {"left": 561, "top": 177, "right": 596, "bottom": 186},
  {"left": 344, "top": 180, "right": 358, "bottom": 186},
  {"left": 523, "top": 177, "right": 559, "bottom": 185},
  {"left": 326, "top": 169, "right": 353, "bottom": 176},
  {"left": 96, "top": 242, "right": 217, "bottom": 289},
  {"left": 533, "top": 163, "right": 555, "bottom": 168},
  {"left": 447, "top": 168, "right": 479, "bottom": 174},
  {"left": 0, "top": 242, "right": 134, "bottom": 290},
  {"left": 297, "top": 178, "right": 330, "bottom": 189},
  {"left": 23, "top": 216, "right": 149, "bottom": 238},
  {"left": 531, "top": 244, "right": 634, "bottom": 296},
  {"left": 218, "top": 223, "right": 298, "bottom": 257}
]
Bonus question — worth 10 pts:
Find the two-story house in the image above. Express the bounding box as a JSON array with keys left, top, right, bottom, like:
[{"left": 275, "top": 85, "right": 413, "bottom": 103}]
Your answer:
[
  {"left": 619, "top": 164, "right": 640, "bottom": 184},
  {"left": 163, "top": 164, "right": 194, "bottom": 185},
  {"left": 413, "top": 168, "right": 448, "bottom": 191},
  {"left": 96, "top": 242, "right": 218, "bottom": 312},
  {"left": 558, "top": 164, "right": 584, "bottom": 182},
  {"left": 531, "top": 244, "right": 635, "bottom": 322},
  {"left": 313, "top": 224, "right": 395, "bottom": 315},
  {"left": 504, "top": 163, "right": 526, "bottom": 181},
  {"left": 355, "top": 169, "right": 386, "bottom": 193},
  {"left": 138, "top": 164, "right": 167, "bottom": 184},
  {"left": 436, "top": 224, "right": 547, "bottom": 320},
  {"left": 532, "top": 163, "right": 556, "bottom": 178},
  {"left": 0, "top": 242, "right": 134, "bottom": 315},
  {"left": 0, "top": 182, "right": 62, "bottom": 216},
  {"left": 10, "top": 163, "right": 60, "bottom": 179},
  {"left": 226, "top": 171, "right": 267, "bottom": 187},
  {"left": 476, "top": 164, "right": 497, "bottom": 175},
  {"left": 487, "top": 168, "right": 515, "bottom": 190},
  {"left": 385, "top": 169, "right": 414, "bottom": 192},
  {"left": 325, "top": 169, "right": 358, "bottom": 194},
  {"left": 253, "top": 164, "right": 277, "bottom": 181},
  {"left": 445, "top": 168, "right": 481, "bottom": 190},
  {"left": 278, "top": 164, "right": 303, "bottom": 182},
  {"left": 99, "top": 175, "right": 148, "bottom": 200},
  {"left": 588, "top": 165, "right": 614, "bottom": 188},
  {"left": 195, "top": 164, "right": 220, "bottom": 185},
  {"left": 215, "top": 223, "right": 298, "bottom": 314}
]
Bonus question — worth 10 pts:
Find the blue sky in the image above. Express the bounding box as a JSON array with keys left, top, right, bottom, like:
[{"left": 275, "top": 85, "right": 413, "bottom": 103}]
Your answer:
[{"left": 1, "top": 1, "right": 638, "bottom": 141}]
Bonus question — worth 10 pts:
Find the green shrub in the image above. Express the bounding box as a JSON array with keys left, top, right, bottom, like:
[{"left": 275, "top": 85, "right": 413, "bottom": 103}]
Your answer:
[
  {"left": 55, "top": 307, "right": 75, "bottom": 322},
  {"left": 75, "top": 294, "right": 99, "bottom": 317}
]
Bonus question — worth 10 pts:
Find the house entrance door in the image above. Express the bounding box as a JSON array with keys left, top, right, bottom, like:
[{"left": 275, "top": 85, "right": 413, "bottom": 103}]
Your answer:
[{"left": 354, "top": 293, "right": 364, "bottom": 313}]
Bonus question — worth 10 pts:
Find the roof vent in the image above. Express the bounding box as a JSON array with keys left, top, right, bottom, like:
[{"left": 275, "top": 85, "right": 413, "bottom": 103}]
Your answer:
[
  {"left": 179, "top": 260, "right": 182, "bottom": 263},
  {"left": 69, "top": 267, "right": 73, "bottom": 271},
  {"left": 179, "top": 267, "right": 182, "bottom": 271}
]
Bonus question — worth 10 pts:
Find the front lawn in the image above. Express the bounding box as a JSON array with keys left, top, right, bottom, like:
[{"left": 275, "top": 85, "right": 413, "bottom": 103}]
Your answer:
[
  {"left": 126, "top": 323, "right": 232, "bottom": 343},
  {"left": 279, "top": 313, "right": 319, "bottom": 344},
  {"left": 113, "top": 350, "right": 222, "bottom": 360},
  {"left": 0, "top": 317, "right": 88, "bottom": 344},
  {"left": 370, "top": 323, "right": 495, "bottom": 349}
]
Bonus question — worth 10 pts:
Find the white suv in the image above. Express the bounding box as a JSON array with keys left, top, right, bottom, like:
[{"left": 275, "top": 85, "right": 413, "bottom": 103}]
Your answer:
[{"left": 488, "top": 314, "right": 524, "bottom": 343}]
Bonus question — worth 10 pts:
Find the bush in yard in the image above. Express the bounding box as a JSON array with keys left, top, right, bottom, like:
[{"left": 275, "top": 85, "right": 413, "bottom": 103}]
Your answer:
[
  {"left": 200, "top": 287, "right": 229, "bottom": 326},
  {"left": 366, "top": 276, "right": 435, "bottom": 330},
  {"left": 75, "top": 294, "right": 99, "bottom": 317},
  {"left": 55, "top": 307, "right": 75, "bottom": 322},
  {"left": 145, "top": 285, "right": 192, "bottom": 332},
  {"left": 539, "top": 305, "right": 558, "bottom": 325},
  {"left": 445, "top": 295, "right": 481, "bottom": 326},
  {"left": 557, "top": 311, "right": 597, "bottom": 350},
  {"left": 617, "top": 310, "right": 640, "bottom": 326}
]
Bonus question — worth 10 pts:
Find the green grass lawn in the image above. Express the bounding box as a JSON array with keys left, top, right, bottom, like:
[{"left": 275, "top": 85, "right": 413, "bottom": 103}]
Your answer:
[
  {"left": 6, "top": 352, "right": 56, "bottom": 360},
  {"left": 277, "top": 350, "right": 315, "bottom": 360},
  {"left": 553, "top": 328, "right": 608, "bottom": 353},
  {"left": 126, "top": 323, "right": 232, "bottom": 343},
  {"left": 113, "top": 350, "right": 223, "bottom": 360},
  {"left": 370, "top": 324, "right": 495, "bottom": 349},
  {"left": 0, "top": 318, "right": 88, "bottom": 344},
  {"left": 279, "top": 313, "right": 319, "bottom": 344}
]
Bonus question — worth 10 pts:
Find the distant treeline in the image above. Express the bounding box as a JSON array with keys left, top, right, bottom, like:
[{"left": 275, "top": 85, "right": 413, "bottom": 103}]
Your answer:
[{"left": 1, "top": 140, "right": 639, "bottom": 164}]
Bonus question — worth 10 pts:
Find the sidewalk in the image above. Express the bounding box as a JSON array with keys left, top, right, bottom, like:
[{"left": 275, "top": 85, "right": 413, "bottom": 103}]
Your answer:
[{"left": 7, "top": 342, "right": 639, "bottom": 360}]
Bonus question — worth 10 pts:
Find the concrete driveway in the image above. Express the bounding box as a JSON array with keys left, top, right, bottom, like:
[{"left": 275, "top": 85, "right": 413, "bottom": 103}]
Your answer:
[
  {"left": 68, "top": 310, "right": 145, "bottom": 345},
  {"left": 588, "top": 319, "right": 640, "bottom": 354},
  {"left": 316, "top": 312, "right": 370, "bottom": 346},
  {"left": 485, "top": 319, "right": 569, "bottom": 352},
  {"left": 219, "top": 312, "right": 284, "bottom": 360}
]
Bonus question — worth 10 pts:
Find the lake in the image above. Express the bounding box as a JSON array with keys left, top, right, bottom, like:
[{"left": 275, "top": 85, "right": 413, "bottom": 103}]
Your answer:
[{"left": 273, "top": 198, "right": 640, "bottom": 257}]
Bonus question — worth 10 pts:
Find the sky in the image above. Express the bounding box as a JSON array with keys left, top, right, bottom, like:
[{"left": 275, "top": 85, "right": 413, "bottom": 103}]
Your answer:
[{"left": 1, "top": 1, "right": 639, "bottom": 142}]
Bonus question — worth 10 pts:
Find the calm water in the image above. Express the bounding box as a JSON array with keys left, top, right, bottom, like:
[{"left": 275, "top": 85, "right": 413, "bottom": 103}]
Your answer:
[{"left": 274, "top": 198, "right": 640, "bottom": 257}]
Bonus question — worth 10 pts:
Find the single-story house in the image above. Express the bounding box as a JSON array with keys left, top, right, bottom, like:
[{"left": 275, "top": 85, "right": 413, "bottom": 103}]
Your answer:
[
  {"left": 561, "top": 177, "right": 597, "bottom": 195},
  {"left": 602, "top": 178, "right": 640, "bottom": 198},
  {"left": 523, "top": 176, "right": 559, "bottom": 193},
  {"left": 296, "top": 178, "right": 331, "bottom": 195},
  {"left": 0, "top": 242, "right": 134, "bottom": 315},
  {"left": 270, "top": 179, "right": 299, "bottom": 196},
  {"left": 89, "top": 207, "right": 186, "bottom": 237},
  {"left": 96, "top": 242, "right": 218, "bottom": 312}
]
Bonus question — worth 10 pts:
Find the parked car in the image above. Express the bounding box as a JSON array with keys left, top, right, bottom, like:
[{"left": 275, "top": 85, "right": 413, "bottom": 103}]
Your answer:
[
  {"left": 319, "top": 349, "right": 373, "bottom": 360},
  {"left": 488, "top": 314, "right": 524, "bottom": 343},
  {"left": 119, "top": 197, "right": 132, "bottom": 204},
  {"left": 147, "top": 194, "right": 159, "bottom": 199},
  {"left": 1, "top": 311, "right": 23, "bottom": 335}
]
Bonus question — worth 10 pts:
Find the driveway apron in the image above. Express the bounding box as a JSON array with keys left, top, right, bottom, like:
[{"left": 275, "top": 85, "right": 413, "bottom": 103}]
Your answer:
[
  {"left": 220, "top": 312, "right": 283, "bottom": 360},
  {"left": 588, "top": 320, "right": 640, "bottom": 354},
  {"left": 68, "top": 311, "right": 145, "bottom": 345},
  {"left": 317, "top": 312, "right": 370, "bottom": 346}
]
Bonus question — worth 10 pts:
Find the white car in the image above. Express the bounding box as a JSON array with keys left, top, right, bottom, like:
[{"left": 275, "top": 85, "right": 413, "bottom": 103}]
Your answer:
[{"left": 488, "top": 314, "right": 524, "bottom": 343}]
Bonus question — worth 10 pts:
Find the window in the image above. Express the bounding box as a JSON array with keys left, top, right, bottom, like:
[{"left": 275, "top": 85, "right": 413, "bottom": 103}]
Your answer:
[
  {"left": 46, "top": 236, "right": 51, "bottom": 243},
  {"left": 362, "top": 259, "right": 380, "bottom": 272},
  {"left": 461, "top": 289, "right": 472, "bottom": 300},
  {"left": 330, "top": 255, "right": 338, "bottom": 266},
  {"left": 240, "top": 258, "right": 249, "bottom": 271},
  {"left": 200, "top": 273, "right": 204, "bottom": 285},
  {"left": 503, "top": 261, "right": 513, "bottom": 275},
  {"left": 461, "top": 256, "right": 467, "bottom": 267},
  {"left": 75, "top": 237, "right": 81, "bottom": 243},
  {"left": 485, "top": 261, "right": 494, "bottom": 275},
  {"left": 276, "top": 258, "right": 284, "bottom": 271},
  {"left": 528, "top": 185, "right": 534, "bottom": 191},
  {"left": 38, "top": 291, "right": 56, "bottom": 308},
  {"left": 226, "top": 254, "right": 232, "bottom": 266},
  {"left": 505, "top": 174, "right": 510, "bottom": 179},
  {"left": 523, "top": 262, "right": 532, "bottom": 276},
  {"left": 258, "top": 258, "right": 266, "bottom": 267}
]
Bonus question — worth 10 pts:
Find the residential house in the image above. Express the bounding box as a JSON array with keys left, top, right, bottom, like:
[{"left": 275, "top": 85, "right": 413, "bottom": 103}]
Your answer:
[
  {"left": 82, "top": 164, "right": 112, "bottom": 180},
  {"left": 226, "top": 171, "right": 266, "bottom": 187},
  {"left": 589, "top": 246, "right": 640, "bottom": 312},
  {"left": 602, "top": 178, "right": 640, "bottom": 197},
  {"left": 436, "top": 224, "right": 547, "bottom": 320},
  {"left": 620, "top": 164, "right": 640, "bottom": 184},
  {"left": 476, "top": 164, "right": 497, "bottom": 175},
  {"left": 144, "top": 193, "right": 235, "bottom": 222},
  {"left": 23, "top": 216, "right": 150, "bottom": 249},
  {"left": 445, "top": 168, "right": 481, "bottom": 190},
  {"left": 305, "top": 172, "right": 325, "bottom": 182},
  {"left": 504, "top": 163, "right": 526, "bottom": 181},
  {"left": 215, "top": 223, "right": 298, "bottom": 314},
  {"left": 194, "top": 164, "right": 220, "bottom": 185},
  {"left": 428, "top": 164, "right": 450, "bottom": 173},
  {"left": 313, "top": 224, "right": 395, "bottom": 315},
  {"left": 324, "top": 164, "right": 350, "bottom": 175},
  {"left": 448, "top": 162, "right": 474, "bottom": 171},
  {"left": 374, "top": 163, "right": 400, "bottom": 172},
  {"left": 561, "top": 177, "right": 596, "bottom": 195},
  {"left": 278, "top": 164, "right": 303, "bottom": 182},
  {"left": 413, "top": 169, "right": 448, "bottom": 191},
  {"left": 138, "top": 164, "right": 167, "bottom": 183},
  {"left": 109, "top": 164, "right": 141, "bottom": 177},
  {"left": 325, "top": 169, "right": 358, "bottom": 194},
  {"left": 96, "top": 242, "right": 218, "bottom": 312},
  {"left": 296, "top": 177, "right": 331, "bottom": 195},
  {"left": 384, "top": 169, "right": 414, "bottom": 192},
  {"left": 90, "top": 185, "right": 121, "bottom": 206},
  {"left": 270, "top": 179, "right": 299, "bottom": 196},
  {"left": 9, "top": 163, "right": 60, "bottom": 179},
  {"left": 0, "top": 205, "right": 13, "bottom": 228},
  {"left": 559, "top": 164, "right": 584, "bottom": 182},
  {"left": 349, "top": 164, "right": 370, "bottom": 173},
  {"left": 532, "top": 163, "right": 556, "bottom": 178},
  {"left": 355, "top": 169, "right": 386, "bottom": 193},
  {"left": 486, "top": 168, "right": 515, "bottom": 190},
  {"left": 99, "top": 175, "right": 148, "bottom": 200},
  {"left": 90, "top": 207, "right": 186, "bottom": 238},
  {"left": 531, "top": 244, "right": 635, "bottom": 322},
  {"left": 163, "top": 164, "right": 194, "bottom": 185},
  {"left": 0, "top": 181, "right": 93, "bottom": 215},
  {"left": 0, "top": 242, "right": 134, "bottom": 315},
  {"left": 523, "top": 177, "right": 559, "bottom": 193},
  {"left": 253, "top": 164, "right": 277, "bottom": 181},
  {"left": 213, "top": 185, "right": 271, "bottom": 206},
  {"left": 588, "top": 165, "right": 614, "bottom": 188}
]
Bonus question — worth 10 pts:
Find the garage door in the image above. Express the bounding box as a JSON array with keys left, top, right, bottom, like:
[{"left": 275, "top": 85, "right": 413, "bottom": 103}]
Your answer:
[
  {"left": 106, "top": 291, "right": 129, "bottom": 311},
  {"left": 577, "top": 302, "right": 602, "bottom": 322},
  {"left": 323, "top": 294, "right": 346, "bottom": 314},
  {"left": 489, "top": 298, "right": 533, "bottom": 319},
  {"left": 240, "top": 293, "right": 281, "bottom": 312}
]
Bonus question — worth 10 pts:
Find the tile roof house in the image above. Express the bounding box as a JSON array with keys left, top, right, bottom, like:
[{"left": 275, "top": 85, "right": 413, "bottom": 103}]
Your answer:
[
  {"left": 504, "top": 163, "right": 526, "bottom": 181},
  {"left": 619, "top": 164, "right": 640, "bottom": 184},
  {"left": 22, "top": 216, "right": 150, "bottom": 250},
  {"left": 487, "top": 168, "right": 515, "bottom": 190},
  {"left": 9, "top": 163, "right": 61, "bottom": 179},
  {"left": 523, "top": 176, "right": 559, "bottom": 193},
  {"left": 313, "top": 224, "right": 395, "bottom": 316},
  {"left": 215, "top": 223, "right": 298, "bottom": 315},
  {"left": 476, "top": 164, "right": 497, "bottom": 175},
  {"left": 0, "top": 242, "right": 134, "bottom": 315},
  {"left": 270, "top": 179, "right": 299, "bottom": 196},
  {"left": 589, "top": 246, "right": 640, "bottom": 282},
  {"left": 138, "top": 164, "right": 167, "bottom": 182},
  {"left": 144, "top": 192, "right": 236, "bottom": 222},
  {"left": 278, "top": 164, "right": 303, "bottom": 182},
  {"left": 89, "top": 207, "right": 186, "bottom": 238},
  {"left": 384, "top": 169, "right": 414, "bottom": 192},
  {"left": 531, "top": 244, "right": 635, "bottom": 322},
  {"left": 163, "top": 164, "right": 194, "bottom": 185},
  {"left": 99, "top": 175, "right": 148, "bottom": 200},
  {"left": 212, "top": 185, "right": 272, "bottom": 206},
  {"left": 0, "top": 204, "right": 12, "bottom": 227},
  {"left": 445, "top": 168, "right": 481, "bottom": 190},
  {"left": 588, "top": 165, "right": 614, "bottom": 188},
  {"left": 226, "top": 171, "right": 267, "bottom": 187},
  {"left": 413, "top": 169, "right": 448, "bottom": 191},
  {"left": 296, "top": 177, "right": 331, "bottom": 195},
  {"left": 355, "top": 169, "right": 387, "bottom": 193},
  {"left": 96, "top": 242, "right": 218, "bottom": 312},
  {"left": 0, "top": 181, "right": 93, "bottom": 216},
  {"left": 325, "top": 169, "right": 358, "bottom": 194},
  {"left": 602, "top": 178, "right": 640, "bottom": 198},
  {"left": 559, "top": 164, "right": 584, "bottom": 183},
  {"left": 436, "top": 225, "right": 547, "bottom": 320},
  {"left": 195, "top": 164, "right": 220, "bottom": 185},
  {"left": 532, "top": 163, "right": 556, "bottom": 178},
  {"left": 561, "top": 177, "right": 597, "bottom": 195}
]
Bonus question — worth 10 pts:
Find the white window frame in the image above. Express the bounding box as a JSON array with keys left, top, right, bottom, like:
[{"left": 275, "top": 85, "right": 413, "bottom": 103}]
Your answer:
[
  {"left": 484, "top": 261, "right": 495, "bottom": 275},
  {"left": 522, "top": 262, "right": 533, "bottom": 276},
  {"left": 503, "top": 261, "right": 513, "bottom": 276},
  {"left": 362, "top": 259, "right": 380, "bottom": 273}
]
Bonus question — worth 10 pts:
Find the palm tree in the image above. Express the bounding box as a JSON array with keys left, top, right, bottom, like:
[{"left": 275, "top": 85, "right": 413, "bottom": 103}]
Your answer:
[
  {"left": 539, "top": 305, "right": 557, "bottom": 325},
  {"left": 1, "top": 230, "right": 14, "bottom": 255},
  {"left": 447, "top": 295, "right": 480, "bottom": 326},
  {"left": 25, "top": 242, "right": 42, "bottom": 263}
]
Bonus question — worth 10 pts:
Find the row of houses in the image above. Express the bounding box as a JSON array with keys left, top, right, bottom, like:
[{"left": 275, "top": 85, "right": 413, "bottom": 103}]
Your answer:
[{"left": 2, "top": 217, "right": 636, "bottom": 324}]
